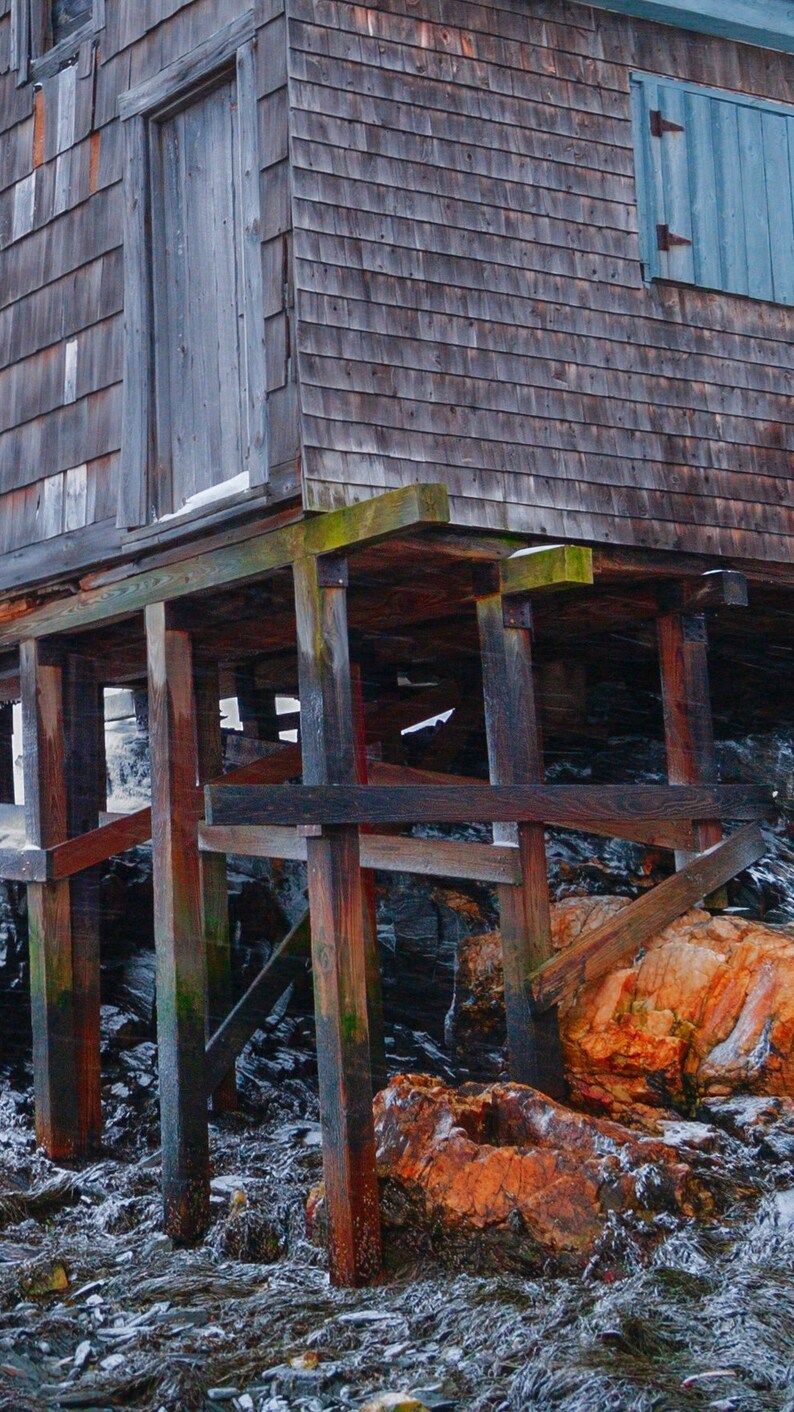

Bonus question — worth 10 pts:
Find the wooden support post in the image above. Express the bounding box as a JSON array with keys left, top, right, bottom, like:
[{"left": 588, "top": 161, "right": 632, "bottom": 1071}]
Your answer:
[
  {"left": 475, "top": 584, "right": 566, "bottom": 1100},
  {"left": 657, "top": 611, "right": 722, "bottom": 868},
  {"left": 64, "top": 654, "right": 102, "bottom": 1151},
  {"left": 352, "top": 663, "right": 387, "bottom": 1096},
  {"left": 21, "top": 639, "right": 80, "bottom": 1159},
  {"left": 294, "top": 553, "right": 381, "bottom": 1287},
  {"left": 145, "top": 602, "right": 209, "bottom": 1243},
  {"left": 195, "top": 661, "right": 236, "bottom": 1113},
  {"left": 0, "top": 703, "right": 15, "bottom": 803}
]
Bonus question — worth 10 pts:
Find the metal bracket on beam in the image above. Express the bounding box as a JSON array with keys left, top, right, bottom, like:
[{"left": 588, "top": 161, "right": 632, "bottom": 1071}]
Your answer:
[
  {"left": 502, "top": 594, "right": 533, "bottom": 631},
  {"left": 315, "top": 554, "right": 349, "bottom": 589}
]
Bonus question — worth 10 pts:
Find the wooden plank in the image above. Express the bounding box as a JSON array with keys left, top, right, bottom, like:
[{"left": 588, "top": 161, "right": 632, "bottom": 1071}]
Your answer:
[
  {"left": 146, "top": 602, "right": 209, "bottom": 1244},
  {"left": 21, "top": 639, "right": 79, "bottom": 1161},
  {"left": 352, "top": 663, "right": 386, "bottom": 1096},
  {"left": 236, "top": 38, "right": 270, "bottom": 486},
  {"left": 372, "top": 760, "right": 697, "bottom": 849},
  {"left": 0, "top": 484, "right": 450, "bottom": 646},
  {"left": 294, "top": 553, "right": 381, "bottom": 1287},
  {"left": 499, "top": 544, "right": 593, "bottom": 596},
  {"left": 205, "top": 910, "right": 310, "bottom": 1096},
  {"left": 530, "top": 824, "right": 767, "bottom": 1012},
  {"left": 118, "top": 116, "right": 151, "bottom": 529},
  {"left": 477, "top": 588, "right": 564, "bottom": 1097},
  {"left": 118, "top": 11, "right": 256, "bottom": 120},
  {"left": 657, "top": 611, "right": 722, "bottom": 867},
  {"left": 196, "top": 662, "right": 236, "bottom": 1113},
  {"left": 48, "top": 807, "right": 153, "bottom": 879},
  {"left": 204, "top": 783, "right": 773, "bottom": 828},
  {"left": 198, "top": 824, "right": 523, "bottom": 885},
  {"left": 63, "top": 653, "right": 102, "bottom": 1152}
]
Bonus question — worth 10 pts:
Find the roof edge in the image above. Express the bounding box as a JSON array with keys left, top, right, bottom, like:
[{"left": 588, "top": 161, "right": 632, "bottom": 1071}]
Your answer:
[{"left": 585, "top": 0, "right": 794, "bottom": 55}]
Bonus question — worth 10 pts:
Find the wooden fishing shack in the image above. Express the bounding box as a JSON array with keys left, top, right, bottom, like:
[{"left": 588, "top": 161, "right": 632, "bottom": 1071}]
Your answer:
[{"left": 0, "top": 0, "right": 792, "bottom": 1282}]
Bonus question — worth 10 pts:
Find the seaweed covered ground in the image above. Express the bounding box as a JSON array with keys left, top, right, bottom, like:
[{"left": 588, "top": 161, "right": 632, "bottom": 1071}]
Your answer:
[{"left": 0, "top": 1010, "right": 792, "bottom": 1412}]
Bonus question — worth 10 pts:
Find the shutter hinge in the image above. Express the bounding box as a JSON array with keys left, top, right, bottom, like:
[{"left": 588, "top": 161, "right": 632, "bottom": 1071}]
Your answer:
[
  {"left": 649, "top": 109, "right": 685, "bottom": 138},
  {"left": 657, "top": 223, "right": 692, "bottom": 252}
]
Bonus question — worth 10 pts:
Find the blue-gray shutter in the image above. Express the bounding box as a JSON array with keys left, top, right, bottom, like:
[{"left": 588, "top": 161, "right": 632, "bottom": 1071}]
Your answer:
[{"left": 631, "top": 74, "right": 794, "bottom": 306}]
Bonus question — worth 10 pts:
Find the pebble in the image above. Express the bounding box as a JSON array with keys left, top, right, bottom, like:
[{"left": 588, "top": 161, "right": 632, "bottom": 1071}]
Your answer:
[
  {"left": 73, "top": 1341, "right": 92, "bottom": 1369},
  {"left": 359, "top": 1396, "right": 429, "bottom": 1412},
  {"left": 208, "top": 1389, "right": 240, "bottom": 1402}
]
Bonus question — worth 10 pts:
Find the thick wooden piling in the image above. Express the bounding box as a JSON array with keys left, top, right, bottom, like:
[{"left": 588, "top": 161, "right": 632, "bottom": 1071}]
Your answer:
[
  {"left": 21, "top": 639, "right": 80, "bottom": 1159},
  {"left": 657, "top": 611, "right": 721, "bottom": 865},
  {"left": 64, "top": 653, "right": 102, "bottom": 1151},
  {"left": 475, "top": 585, "right": 566, "bottom": 1099},
  {"left": 351, "top": 663, "right": 387, "bottom": 1097},
  {"left": 145, "top": 602, "right": 209, "bottom": 1242},
  {"left": 294, "top": 553, "right": 381, "bottom": 1287},
  {"left": 196, "top": 662, "right": 237, "bottom": 1113}
]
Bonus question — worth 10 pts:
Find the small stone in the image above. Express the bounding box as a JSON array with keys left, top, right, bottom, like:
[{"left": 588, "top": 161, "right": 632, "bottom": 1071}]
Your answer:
[
  {"left": 359, "top": 1396, "right": 429, "bottom": 1412},
  {"left": 73, "top": 1341, "right": 92, "bottom": 1370},
  {"left": 289, "top": 1352, "right": 320, "bottom": 1371},
  {"left": 208, "top": 1390, "right": 239, "bottom": 1403},
  {"left": 100, "top": 1353, "right": 126, "bottom": 1372},
  {"left": 22, "top": 1262, "right": 69, "bottom": 1297}
]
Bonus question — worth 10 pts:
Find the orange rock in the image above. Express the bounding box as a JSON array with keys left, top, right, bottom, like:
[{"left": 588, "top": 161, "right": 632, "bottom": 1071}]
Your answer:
[
  {"left": 373, "top": 1074, "right": 709, "bottom": 1270},
  {"left": 448, "top": 899, "right": 794, "bottom": 1120}
]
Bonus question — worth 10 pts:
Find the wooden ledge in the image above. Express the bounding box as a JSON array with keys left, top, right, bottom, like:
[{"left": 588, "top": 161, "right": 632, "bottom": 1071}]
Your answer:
[{"left": 204, "top": 782, "right": 774, "bottom": 829}]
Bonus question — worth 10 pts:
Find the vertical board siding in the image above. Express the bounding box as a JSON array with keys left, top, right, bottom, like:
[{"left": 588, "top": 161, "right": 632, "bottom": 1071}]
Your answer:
[
  {"left": 288, "top": 0, "right": 794, "bottom": 560},
  {"left": 0, "top": 0, "right": 295, "bottom": 578}
]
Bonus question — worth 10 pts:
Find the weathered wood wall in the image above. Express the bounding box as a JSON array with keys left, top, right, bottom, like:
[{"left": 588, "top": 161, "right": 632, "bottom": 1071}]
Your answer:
[
  {"left": 288, "top": 0, "right": 794, "bottom": 562},
  {"left": 0, "top": 0, "right": 298, "bottom": 594}
]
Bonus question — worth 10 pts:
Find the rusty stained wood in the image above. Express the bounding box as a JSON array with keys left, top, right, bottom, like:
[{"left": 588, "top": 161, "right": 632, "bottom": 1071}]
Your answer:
[
  {"left": 294, "top": 552, "right": 381, "bottom": 1287},
  {"left": 195, "top": 660, "right": 236, "bottom": 1114},
  {"left": 657, "top": 610, "right": 722, "bottom": 865},
  {"left": 21, "top": 638, "right": 79, "bottom": 1160},
  {"left": 205, "top": 782, "right": 773, "bottom": 828},
  {"left": 63, "top": 651, "right": 102, "bottom": 1151},
  {"left": 352, "top": 662, "right": 386, "bottom": 1096},
  {"left": 145, "top": 601, "right": 209, "bottom": 1244},
  {"left": 476, "top": 585, "right": 564, "bottom": 1098},
  {"left": 530, "top": 823, "right": 767, "bottom": 1012}
]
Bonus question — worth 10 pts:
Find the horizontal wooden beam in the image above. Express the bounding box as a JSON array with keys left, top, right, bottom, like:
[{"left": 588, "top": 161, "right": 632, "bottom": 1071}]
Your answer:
[
  {"left": 659, "top": 570, "right": 749, "bottom": 615},
  {"left": 529, "top": 823, "right": 766, "bottom": 1011},
  {"left": 586, "top": 0, "right": 794, "bottom": 55},
  {"left": 204, "top": 783, "right": 773, "bottom": 828},
  {"left": 499, "top": 545, "right": 593, "bottom": 597},
  {"left": 371, "top": 761, "right": 697, "bottom": 849},
  {"left": 0, "top": 846, "right": 48, "bottom": 882},
  {"left": 0, "top": 485, "right": 450, "bottom": 648},
  {"left": 205, "top": 911, "right": 311, "bottom": 1095},
  {"left": 198, "top": 823, "right": 523, "bottom": 885}
]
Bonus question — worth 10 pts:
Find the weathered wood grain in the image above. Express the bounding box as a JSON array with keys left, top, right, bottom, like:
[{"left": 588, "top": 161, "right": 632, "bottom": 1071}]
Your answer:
[
  {"left": 205, "top": 782, "right": 773, "bottom": 827},
  {"left": 477, "top": 584, "right": 564, "bottom": 1098},
  {"left": 204, "top": 909, "right": 310, "bottom": 1096},
  {"left": 530, "top": 823, "right": 767, "bottom": 1011},
  {"left": 21, "top": 638, "right": 79, "bottom": 1160},
  {"left": 146, "top": 601, "right": 209, "bottom": 1245},
  {"left": 294, "top": 552, "right": 381, "bottom": 1287}
]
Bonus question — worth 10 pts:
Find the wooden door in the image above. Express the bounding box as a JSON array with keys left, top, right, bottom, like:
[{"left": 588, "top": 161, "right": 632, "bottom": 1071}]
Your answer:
[{"left": 152, "top": 77, "right": 245, "bottom": 516}]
